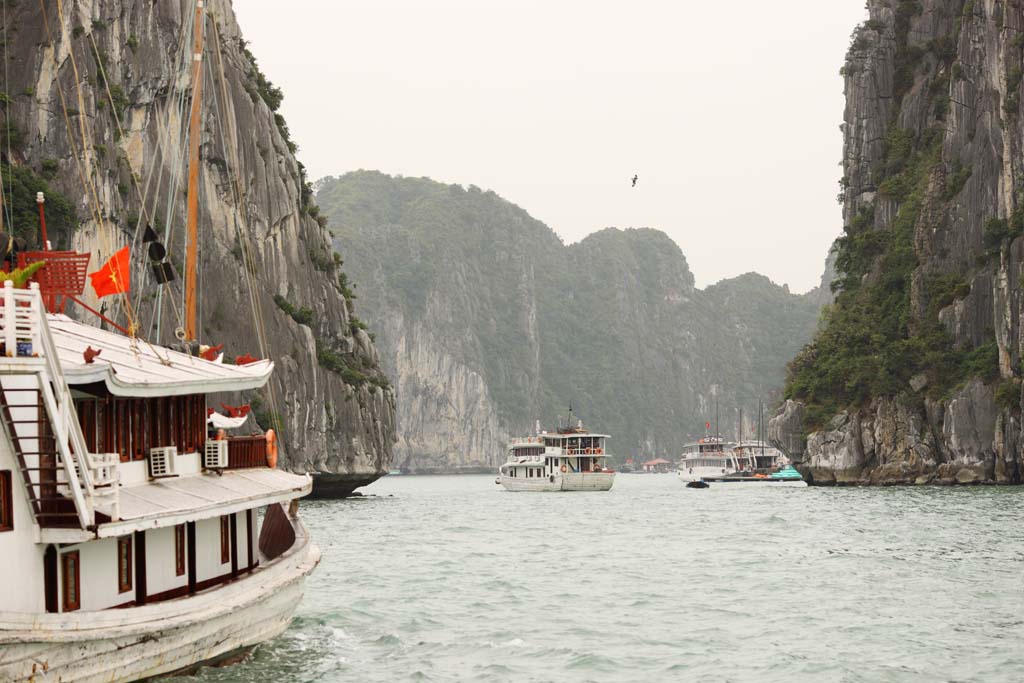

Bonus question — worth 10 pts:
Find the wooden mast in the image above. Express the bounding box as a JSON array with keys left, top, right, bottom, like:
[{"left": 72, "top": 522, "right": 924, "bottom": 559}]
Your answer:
[{"left": 184, "top": 0, "right": 206, "bottom": 341}]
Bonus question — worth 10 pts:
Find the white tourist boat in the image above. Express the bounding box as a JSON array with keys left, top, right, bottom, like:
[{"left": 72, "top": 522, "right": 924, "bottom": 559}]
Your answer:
[
  {"left": 677, "top": 437, "right": 805, "bottom": 484},
  {"left": 732, "top": 439, "right": 787, "bottom": 471},
  {"left": 676, "top": 435, "right": 738, "bottom": 482},
  {"left": 0, "top": 283, "right": 320, "bottom": 682},
  {"left": 497, "top": 420, "right": 615, "bottom": 492}
]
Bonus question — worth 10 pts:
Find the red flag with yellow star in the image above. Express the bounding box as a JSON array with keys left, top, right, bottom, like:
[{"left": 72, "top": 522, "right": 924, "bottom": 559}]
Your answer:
[{"left": 88, "top": 247, "right": 130, "bottom": 298}]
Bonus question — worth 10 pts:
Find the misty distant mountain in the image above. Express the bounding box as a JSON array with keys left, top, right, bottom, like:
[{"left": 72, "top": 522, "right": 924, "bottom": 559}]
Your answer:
[{"left": 319, "top": 171, "right": 824, "bottom": 471}]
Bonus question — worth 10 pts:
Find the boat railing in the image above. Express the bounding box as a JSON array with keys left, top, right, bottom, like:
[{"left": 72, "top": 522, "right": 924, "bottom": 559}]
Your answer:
[
  {"left": 0, "top": 282, "right": 118, "bottom": 527},
  {"left": 226, "top": 434, "right": 268, "bottom": 469}
]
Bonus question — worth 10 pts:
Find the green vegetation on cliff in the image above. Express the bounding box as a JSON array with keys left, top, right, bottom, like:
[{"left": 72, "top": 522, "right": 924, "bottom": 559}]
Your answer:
[{"left": 784, "top": 6, "right": 1003, "bottom": 432}]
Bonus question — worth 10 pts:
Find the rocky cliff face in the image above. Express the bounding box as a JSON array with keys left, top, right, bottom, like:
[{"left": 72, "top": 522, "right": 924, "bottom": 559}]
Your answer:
[
  {"left": 774, "top": 0, "right": 1024, "bottom": 485},
  {"left": 320, "top": 171, "right": 824, "bottom": 471},
  {"left": 4, "top": 0, "right": 395, "bottom": 489}
]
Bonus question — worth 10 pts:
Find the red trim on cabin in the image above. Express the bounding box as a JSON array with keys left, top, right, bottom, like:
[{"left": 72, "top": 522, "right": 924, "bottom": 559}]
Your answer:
[
  {"left": 74, "top": 395, "right": 208, "bottom": 459},
  {"left": 138, "top": 566, "right": 254, "bottom": 606}
]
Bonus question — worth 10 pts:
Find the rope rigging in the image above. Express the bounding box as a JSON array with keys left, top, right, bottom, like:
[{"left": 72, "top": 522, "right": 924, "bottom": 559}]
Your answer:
[
  {"left": 33, "top": 0, "right": 284, "bottom": 431},
  {"left": 208, "top": 13, "right": 282, "bottom": 434}
]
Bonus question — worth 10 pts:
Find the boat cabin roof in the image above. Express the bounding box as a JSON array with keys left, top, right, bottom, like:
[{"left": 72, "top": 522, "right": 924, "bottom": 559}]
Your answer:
[
  {"left": 48, "top": 314, "right": 273, "bottom": 397},
  {"left": 734, "top": 440, "right": 777, "bottom": 449},
  {"left": 89, "top": 468, "right": 310, "bottom": 538}
]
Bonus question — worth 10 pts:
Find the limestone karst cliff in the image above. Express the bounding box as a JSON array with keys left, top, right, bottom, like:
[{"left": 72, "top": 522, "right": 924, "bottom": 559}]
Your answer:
[
  {"left": 3, "top": 1, "right": 395, "bottom": 492},
  {"left": 773, "top": 0, "right": 1024, "bottom": 485},
  {"left": 320, "top": 171, "right": 825, "bottom": 471}
]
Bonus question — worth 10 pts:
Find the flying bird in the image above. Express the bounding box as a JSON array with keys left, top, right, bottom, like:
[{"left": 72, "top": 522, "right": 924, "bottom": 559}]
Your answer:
[{"left": 631, "top": 174, "right": 638, "bottom": 187}]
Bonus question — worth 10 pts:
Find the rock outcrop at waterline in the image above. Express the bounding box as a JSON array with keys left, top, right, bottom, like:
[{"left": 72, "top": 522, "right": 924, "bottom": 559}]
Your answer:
[
  {"left": 3, "top": 0, "right": 395, "bottom": 491},
  {"left": 774, "top": 0, "right": 1024, "bottom": 485},
  {"left": 318, "top": 171, "right": 828, "bottom": 471}
]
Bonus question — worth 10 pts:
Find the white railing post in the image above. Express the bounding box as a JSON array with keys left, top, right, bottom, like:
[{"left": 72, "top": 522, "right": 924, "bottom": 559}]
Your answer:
[
  {"left": 28, "top": 283, "right": 42, "bottom": 354},
  {"left": 3, "top": 280, "right": 14, "bottom": 357}
]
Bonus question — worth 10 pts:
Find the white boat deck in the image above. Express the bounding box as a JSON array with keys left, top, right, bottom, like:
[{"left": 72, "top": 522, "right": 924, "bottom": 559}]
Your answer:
[
  {"left": 103, "top": 468, "right": 309, "bottom": 534},
  {"left": 39, "top": 468, "right": 311, "bottom": 542}
]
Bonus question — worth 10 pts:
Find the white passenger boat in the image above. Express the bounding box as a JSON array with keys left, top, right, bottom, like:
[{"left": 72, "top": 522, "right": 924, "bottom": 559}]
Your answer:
[
  {"left": 0, "top": 283, "right": 320, "bottom": 682},
  {"left": 677, "top": 437, "right": 805, "bottom": 484},
  {"left": 675, "top": 435, "right": 738, "bottom": 483},
  {"left": 497, "top": 420, "right": 615, "bottom": 492},
  {"left": 732, "top": 439, "right": 787, "bottom": 472}
]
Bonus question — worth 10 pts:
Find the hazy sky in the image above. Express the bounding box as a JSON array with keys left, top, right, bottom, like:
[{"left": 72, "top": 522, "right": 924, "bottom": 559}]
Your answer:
[{"left": 234, "top": 1, "right": 867, "bottom": 293}]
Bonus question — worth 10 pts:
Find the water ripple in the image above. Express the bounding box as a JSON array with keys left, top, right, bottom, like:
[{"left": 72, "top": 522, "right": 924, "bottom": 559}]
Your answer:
[{"left": 169, "top": 474, "right": 1024, "bottom": 683}]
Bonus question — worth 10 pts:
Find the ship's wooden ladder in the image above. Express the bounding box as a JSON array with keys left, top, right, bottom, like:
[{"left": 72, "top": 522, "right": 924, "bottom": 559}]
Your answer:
[{"left": 0, "top": 376, "right": 79, "bottom": 526}]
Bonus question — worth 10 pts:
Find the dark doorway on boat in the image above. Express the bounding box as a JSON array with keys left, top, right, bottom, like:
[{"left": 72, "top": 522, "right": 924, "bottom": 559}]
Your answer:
[{"left": 44, "top": 544, "right": 58, "bottom": 613}]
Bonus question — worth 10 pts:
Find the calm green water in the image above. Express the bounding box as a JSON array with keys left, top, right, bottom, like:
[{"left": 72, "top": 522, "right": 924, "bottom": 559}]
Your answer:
[{"left": 174, "top": 474, "right": 1024, "bottom": 682}]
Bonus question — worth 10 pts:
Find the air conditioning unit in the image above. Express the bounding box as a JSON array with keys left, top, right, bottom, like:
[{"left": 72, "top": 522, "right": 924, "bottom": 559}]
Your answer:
[
  {"left": 204, "top": 440, "right": 228, "bottom": 469},
  {"left": 149, "top": 446, "right": 178, "bottom": 477}
]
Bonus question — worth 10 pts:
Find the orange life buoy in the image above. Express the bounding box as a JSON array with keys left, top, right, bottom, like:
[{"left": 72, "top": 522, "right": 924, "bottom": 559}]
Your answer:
[
  {"left": 585, "top": 448, "right": 592, "bottom": 455},
  {"left": 265, "top": 429, "right": 278, "bottom": 468},
  {"left": 560, "top": 464, "right": 567, "bottom": 473},
  {"left": 596, "top": 448, "right": 603, "bottom": 455}
]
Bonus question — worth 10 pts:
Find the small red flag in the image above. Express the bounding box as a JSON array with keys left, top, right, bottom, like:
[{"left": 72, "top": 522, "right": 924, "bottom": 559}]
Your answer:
[
  {"left": 88, "top": 247, "right": 130, "bottom": 298},
  {"left": 200, "top": 343, "right": 224, "bottom": 361}
]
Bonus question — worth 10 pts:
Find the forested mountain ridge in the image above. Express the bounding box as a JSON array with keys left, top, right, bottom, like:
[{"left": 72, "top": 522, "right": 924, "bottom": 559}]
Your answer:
[
  {"left": 773, "top": 0, "right": 1024, "bottom": 486},
  {"left": 321, "top": 171, "right": 824, "bottom": 471}
]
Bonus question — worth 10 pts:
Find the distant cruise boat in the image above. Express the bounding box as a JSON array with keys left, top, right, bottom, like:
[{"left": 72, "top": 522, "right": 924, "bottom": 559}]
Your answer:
[
  {"left": 497, "top": 419, "right": 615, "bottom": 492},
  {"left": 677, "top": 438, "right": 804, "bottom": 484},
  {"left": 676, "top": 435, "right": 738, "bottom": 482}
]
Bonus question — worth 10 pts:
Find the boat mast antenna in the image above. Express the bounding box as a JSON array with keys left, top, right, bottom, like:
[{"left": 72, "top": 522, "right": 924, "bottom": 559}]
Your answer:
[
  {"left": 759, "top": 401, "right": 765, "bottom": 456},
  {"left": 184, "top": 0, "right": 206, "bottom": 342},
  {"left": 715, "top": 398, "right": 720, "bottom": 440}
]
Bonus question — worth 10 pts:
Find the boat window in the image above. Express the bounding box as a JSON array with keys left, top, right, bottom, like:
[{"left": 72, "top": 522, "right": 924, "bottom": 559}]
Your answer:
[
  {"left": 0, "top": 470, "right": 11, "bottom": 532},
  {"left": 62, "top": 551, "right": 81, "bottom": 612},
  {"left": 117, "top": 536, "right": 133, "bottom": 594},
  {"left": 220, "top": 515, "right": 231, "bottom": 564},
  {"left": 175, "top": 524, "right": 186, "bottom": 576}
]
